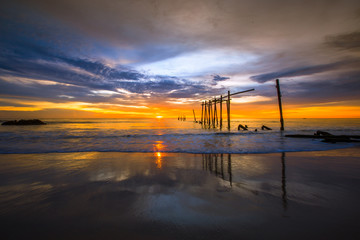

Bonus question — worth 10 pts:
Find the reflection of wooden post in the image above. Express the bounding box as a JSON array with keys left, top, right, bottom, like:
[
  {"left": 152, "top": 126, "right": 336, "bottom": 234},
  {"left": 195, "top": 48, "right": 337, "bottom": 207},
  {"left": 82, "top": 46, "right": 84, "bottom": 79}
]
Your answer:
[
  {"left": 193, "top": 109, "right": 196, "bottom": 122},
  {"left": 220, "top": 95, "right": 223, "bottom": 129},
  {"left": 228, "top": 154, "right": 232, "bottom": 186},
  {"left": 276, "top": 79, "right": 284, "bottom": 131},
  {"left": 215, "top": 154, "right": 218, "bottom": 176},
  {"left": 281, "top": 152, "right": 287, "bottom": 211},
  {"left": 227, "top": 91, "right": 231, "bottom": 130},
  {"left": 220, "top": 153, "right": 224, "bottom": 179},
  {"left": 201, "top": 102, "right": 204, "bottom": 124}
]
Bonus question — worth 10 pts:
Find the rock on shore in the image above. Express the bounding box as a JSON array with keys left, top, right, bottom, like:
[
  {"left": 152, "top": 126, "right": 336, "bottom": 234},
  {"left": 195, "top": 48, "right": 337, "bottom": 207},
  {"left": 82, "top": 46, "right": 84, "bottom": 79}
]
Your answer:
[{"left": 1, "top": 119, "right": 46, "bottom": 125}]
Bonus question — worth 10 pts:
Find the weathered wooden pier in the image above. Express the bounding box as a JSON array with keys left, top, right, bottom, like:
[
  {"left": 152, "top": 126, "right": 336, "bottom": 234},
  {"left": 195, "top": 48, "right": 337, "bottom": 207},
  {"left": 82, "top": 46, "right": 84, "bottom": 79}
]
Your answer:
[
  {"left": 180, "top": 79, "right": 286, "bottom": 131},
  {"left": 199, "top": 89, "right": 255, "bottom": 130}
]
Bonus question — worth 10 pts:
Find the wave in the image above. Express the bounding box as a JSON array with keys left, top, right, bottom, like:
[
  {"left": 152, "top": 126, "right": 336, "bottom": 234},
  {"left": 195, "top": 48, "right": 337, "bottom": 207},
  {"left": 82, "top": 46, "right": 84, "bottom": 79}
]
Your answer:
[{"left": 0, "top": 144, "right": 352, "bottom": 155}]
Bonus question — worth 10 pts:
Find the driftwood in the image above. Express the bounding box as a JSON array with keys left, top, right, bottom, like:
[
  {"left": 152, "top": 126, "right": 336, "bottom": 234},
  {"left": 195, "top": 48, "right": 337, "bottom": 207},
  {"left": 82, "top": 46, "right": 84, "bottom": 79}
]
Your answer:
[
  {"left": 238, "top": 124, "right": 248, "bottom": 131},
  {"left": 285, "top": 134, "right": 360, "bottom": 139},
  {"left": 261, "top": 125, "right": 272, "bottom": 130},
  {"left": 285, "top": 133, "right": 360, "bottom": 143}
]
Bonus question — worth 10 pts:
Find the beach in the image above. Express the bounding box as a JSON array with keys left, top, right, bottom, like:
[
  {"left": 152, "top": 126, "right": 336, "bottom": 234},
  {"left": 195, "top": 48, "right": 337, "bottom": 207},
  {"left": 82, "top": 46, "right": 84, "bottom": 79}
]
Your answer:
[{"left": 1, "top": 147, "right": 360, "bottom": 239}]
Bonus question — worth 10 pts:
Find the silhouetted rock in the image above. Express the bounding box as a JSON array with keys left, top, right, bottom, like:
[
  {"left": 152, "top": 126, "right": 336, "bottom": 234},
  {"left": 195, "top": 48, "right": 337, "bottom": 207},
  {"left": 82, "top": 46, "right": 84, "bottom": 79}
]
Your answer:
[{"left": 2, "top": 119, "right": 46, "bottom": 125}]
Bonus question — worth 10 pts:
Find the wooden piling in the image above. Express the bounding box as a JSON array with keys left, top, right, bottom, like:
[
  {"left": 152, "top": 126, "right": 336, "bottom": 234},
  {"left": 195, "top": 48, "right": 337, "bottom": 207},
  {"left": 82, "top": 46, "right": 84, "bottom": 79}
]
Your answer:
[
  {"left": 199, "top": 88, "right": 254, "bottom": 130},
  {"left": 220, "top": 95, "right": 223, "bottom": 129},
  {"left": 227, "top": 90, "right": 231, "bottom": 130},
  {"left": 203, "top": 101, "right": 207, "bottom": 125},
  {"left": 214, "top": 97, "right": 218, "bottom": 126},
  {"left": 276, "top": 79, "right": 284, "bottom": 131},
  {"left": 209, "top": 100, "right": 212, "bottom": 128},
  {"left": 193, "top": 109, "right": 197, "bottom": 122},
  {"left": 201, "top": 102, "right": 204, "bottom": 124}
]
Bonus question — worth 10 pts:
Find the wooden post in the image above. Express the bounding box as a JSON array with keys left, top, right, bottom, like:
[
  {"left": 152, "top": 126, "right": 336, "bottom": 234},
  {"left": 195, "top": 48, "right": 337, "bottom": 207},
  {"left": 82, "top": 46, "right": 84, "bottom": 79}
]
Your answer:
[
  {"left": 214, "top": 97, "right": 218, "bottom": 126},
  {"left": 211, "top": 101, "right": 215, "bottom": 128},
  {"left": 227, "top": 90, "right": 231, "bottom": 130},
  {"left": 204, "top": 101, "right": 207, "bottom": 125},
  {"left": 193, "top": 109, "right": 197, "bottom": 122},
  {"left": 220, "top": 95, "right": 223, "bottom": 129},
  {"left": 204, "top": 101, "right": 207, "bottom": 126},
  {"left": 201, "top": 102, "right": 204, "bottom": 124},
  {"left": 209, "top": 100, "right": 213, "bottom": 128},
  {"left": 211, "top": 99, "right": 214, "bottom": 127},
  {"left": 276, "top": 79, "right": 284, "bottom": 131}
]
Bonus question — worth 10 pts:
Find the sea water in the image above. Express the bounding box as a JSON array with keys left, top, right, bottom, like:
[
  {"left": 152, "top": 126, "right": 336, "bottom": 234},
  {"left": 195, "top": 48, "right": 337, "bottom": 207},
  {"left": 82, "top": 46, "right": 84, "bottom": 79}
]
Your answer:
[{"left": 0, "top": 118, "right": 359, "bottom": 154}]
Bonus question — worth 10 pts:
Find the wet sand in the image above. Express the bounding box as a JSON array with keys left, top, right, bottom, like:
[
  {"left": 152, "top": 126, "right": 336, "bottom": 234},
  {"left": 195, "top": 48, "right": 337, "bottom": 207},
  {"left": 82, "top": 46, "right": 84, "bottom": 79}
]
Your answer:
[{"left": 1, "top": 148, "right": 360, "bottom": 239}]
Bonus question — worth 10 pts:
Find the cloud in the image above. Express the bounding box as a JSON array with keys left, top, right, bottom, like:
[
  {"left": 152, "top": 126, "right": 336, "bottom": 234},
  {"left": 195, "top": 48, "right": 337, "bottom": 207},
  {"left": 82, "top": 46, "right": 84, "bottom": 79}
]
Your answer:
[
  {"left": 0, "top": 24, "right": 218, "bottom": 104},
  {"left": 250, "top": 59, "right": 360, "bottom": 83},
  {"left": 1, "top": 0, "right": 360, "bottom": 116},
  {"left": 253, "top": 70, "right": 360, "bottom": 105},
  {"left": 213, "top": 75, "right": 230, "bottom": 81},
  {"left": 325, "top": 31, "right": 360, "bottom": 51}
]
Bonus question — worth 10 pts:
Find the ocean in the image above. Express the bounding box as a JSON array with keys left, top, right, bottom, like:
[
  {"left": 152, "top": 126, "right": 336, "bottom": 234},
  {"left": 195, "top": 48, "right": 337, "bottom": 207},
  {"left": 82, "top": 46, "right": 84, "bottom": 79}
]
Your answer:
[
  {"left": 1, "top": 118, "right": 360, "bottom": 239},
  {"left": 0, "top": 118, "right": 359, "bottom": 154}
]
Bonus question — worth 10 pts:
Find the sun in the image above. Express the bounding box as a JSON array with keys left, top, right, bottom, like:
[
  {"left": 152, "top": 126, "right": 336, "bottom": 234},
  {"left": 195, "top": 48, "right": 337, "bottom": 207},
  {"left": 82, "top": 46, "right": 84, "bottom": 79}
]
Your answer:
[{"left": 156, "top": 116, "right": 163, "bottom": 119}]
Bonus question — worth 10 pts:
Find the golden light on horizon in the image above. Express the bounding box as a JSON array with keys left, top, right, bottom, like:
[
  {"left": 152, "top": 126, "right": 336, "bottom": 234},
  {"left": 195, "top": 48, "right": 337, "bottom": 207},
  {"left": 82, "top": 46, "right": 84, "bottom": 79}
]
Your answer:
[{"left": 1, "top": 96, "right": 360, "bottom": 119}]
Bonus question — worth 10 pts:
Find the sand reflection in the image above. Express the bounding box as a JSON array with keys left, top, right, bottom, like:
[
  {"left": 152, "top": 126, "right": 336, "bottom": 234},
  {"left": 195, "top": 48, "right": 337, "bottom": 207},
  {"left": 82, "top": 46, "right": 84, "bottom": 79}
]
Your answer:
[{"left": 1, "top": 149, "right": 360, "bottom": 239}]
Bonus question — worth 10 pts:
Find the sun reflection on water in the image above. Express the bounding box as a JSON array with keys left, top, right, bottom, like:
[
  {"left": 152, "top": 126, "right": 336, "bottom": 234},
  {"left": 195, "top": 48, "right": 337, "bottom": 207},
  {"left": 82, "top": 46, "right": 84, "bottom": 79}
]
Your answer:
[{"left": 153, "top": 141, "right": 166, "bottom": 169}]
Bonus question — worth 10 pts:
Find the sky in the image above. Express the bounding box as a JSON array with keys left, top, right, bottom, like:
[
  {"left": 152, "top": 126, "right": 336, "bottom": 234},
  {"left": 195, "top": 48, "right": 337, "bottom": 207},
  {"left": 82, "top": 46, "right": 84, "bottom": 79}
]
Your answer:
[{"left": 1, "top": 0, "right": 360, "bottom": 118}]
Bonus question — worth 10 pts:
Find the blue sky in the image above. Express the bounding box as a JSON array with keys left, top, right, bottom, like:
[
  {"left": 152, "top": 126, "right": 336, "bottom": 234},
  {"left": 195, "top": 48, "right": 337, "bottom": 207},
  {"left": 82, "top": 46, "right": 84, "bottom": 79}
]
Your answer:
[{"left": 1, "top": 0, "right": 360, "bottom": 118}]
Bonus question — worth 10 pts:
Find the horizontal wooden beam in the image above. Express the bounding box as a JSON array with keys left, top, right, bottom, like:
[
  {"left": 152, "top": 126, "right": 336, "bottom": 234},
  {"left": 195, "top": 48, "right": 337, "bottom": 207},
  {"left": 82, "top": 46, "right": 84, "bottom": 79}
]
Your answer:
[
  {"left": 201, "top": 88, "right": 255, "bottom": 102},
  {"left": 228, "top": 88, "right": 255, "bottom": 97}
]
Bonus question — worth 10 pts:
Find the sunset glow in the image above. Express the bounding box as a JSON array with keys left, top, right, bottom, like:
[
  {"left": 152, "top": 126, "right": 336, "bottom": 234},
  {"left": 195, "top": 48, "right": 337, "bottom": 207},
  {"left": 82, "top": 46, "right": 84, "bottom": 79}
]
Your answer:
[{"left": 1, "top": 0, "right": 359, "bottom": 119}]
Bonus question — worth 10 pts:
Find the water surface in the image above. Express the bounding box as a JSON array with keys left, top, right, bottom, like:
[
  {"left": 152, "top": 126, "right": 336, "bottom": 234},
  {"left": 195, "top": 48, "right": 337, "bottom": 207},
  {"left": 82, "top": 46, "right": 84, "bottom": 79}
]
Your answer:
[
  {"left": 1, "top": 118, "right": 359, "bottom": 154},
  {"left": 1, "top": 149, "right": 359, "bottom": 239}
]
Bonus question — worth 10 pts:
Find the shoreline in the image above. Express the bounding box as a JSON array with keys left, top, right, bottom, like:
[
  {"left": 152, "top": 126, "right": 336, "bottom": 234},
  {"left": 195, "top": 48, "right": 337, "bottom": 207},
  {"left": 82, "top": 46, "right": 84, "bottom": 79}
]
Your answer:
[{"left": 0, "top": 144, "right": 359, "bottom": 155}]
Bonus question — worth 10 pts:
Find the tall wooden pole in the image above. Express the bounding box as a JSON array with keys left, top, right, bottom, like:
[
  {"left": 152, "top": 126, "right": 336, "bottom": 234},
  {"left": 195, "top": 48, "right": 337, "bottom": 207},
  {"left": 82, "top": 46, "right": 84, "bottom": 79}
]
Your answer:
[
  {"left": 276, "top": 79, "right": 284, "bottom": 131},
  {"left": 204, "top": 101, "right": 208, "bottom": 125},
  {"left": 201, "top": 102, "right": 204, "bottom": 124},
  {"left": 227, "top": 90, "right": 231, "bottom": 130},
  {"left": 220, "top": 95, "right": 223, "bottom": 129},
  {"left": 209, "top": 100, "right": 213, "bottom": 128},
  {"left": 214, "top": 97, "right": 218, "bottom": 126},
  {"left": 212, "top": 98, "right": 215, "bottom": 127}
]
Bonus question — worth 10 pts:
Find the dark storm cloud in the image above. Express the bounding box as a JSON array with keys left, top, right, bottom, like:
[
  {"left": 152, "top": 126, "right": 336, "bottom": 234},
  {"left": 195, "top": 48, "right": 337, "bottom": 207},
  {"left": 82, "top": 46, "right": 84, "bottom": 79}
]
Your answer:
[
  {"left": 250, "top": 70, "right": 360, "bottom": 105},
  {"left": 250, "top": 59, "right": 360, "bottom": 83},
  {"left": 282, "top": 70, "right": 360, "bottom": 104},
  {"left": 14, "top": 0, "right": 360, "bottom": 50},
  {"left": 325, "top": 31, "right": 360, "bottom": 51}
]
